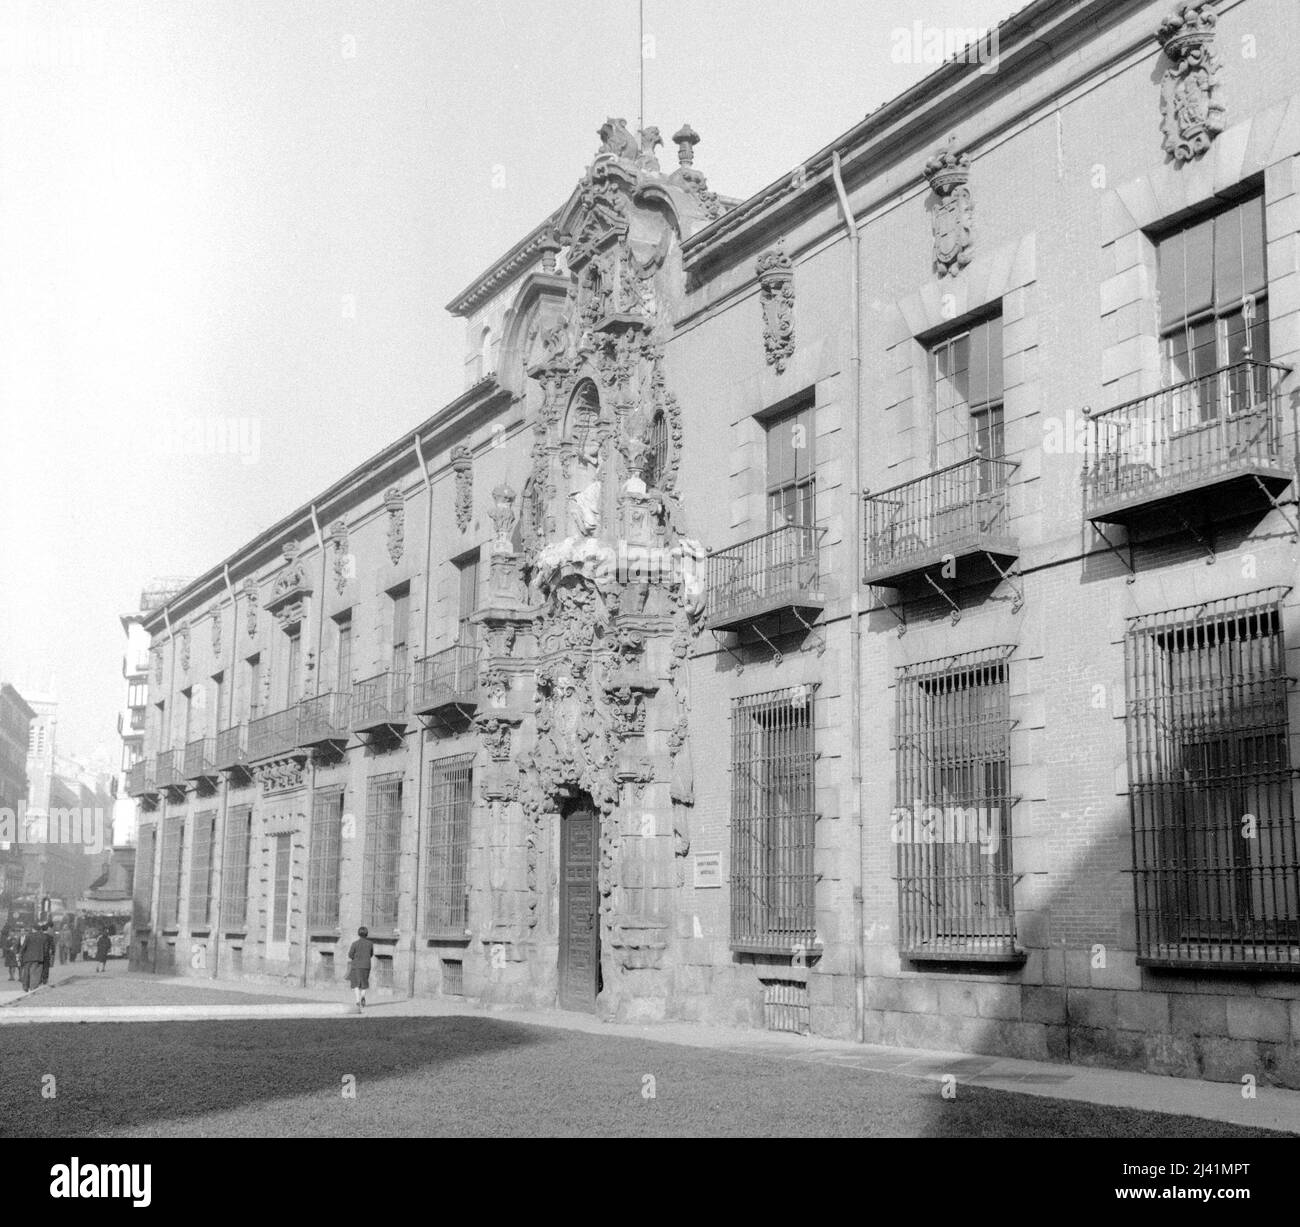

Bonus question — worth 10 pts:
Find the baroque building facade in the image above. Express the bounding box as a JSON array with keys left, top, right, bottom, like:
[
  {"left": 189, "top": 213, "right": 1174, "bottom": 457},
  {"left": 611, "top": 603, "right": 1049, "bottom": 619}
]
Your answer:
[{"left": 129, "top": 0, "right": 1300, "bottom": 1086}]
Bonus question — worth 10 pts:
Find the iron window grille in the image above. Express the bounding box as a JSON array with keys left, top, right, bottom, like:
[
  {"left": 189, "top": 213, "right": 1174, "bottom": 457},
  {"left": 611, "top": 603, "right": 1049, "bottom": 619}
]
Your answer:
[
  {"left": 134, "top": 823, "right": 156, "bottom": 924},
  {"left": 424, "top": 754, "right": 473, "bottom": 937},
  {"left": 221, "top": 805, "right": 253, "bottom": 930},
  {"left": 187, "top": 810, "right": 216, "bottom": 928},
  {"left": 157, "top": 814, "right": 185, "bottom": 929},
  {"left": 645, "top": 408, "right": 669, "bottom": 489},
  {"left": 1125, "top": 588, "right": 1299, "bottom": 970},
  {"left": 363, "top": 773, "right": 403, "bottom": 931},
  {"left": 895, "top": 646, "right": 1018, "bottom": 960},
  {"left": 308, "top": 789, "right": 344, "bottom": 929},
  {"left": 730, "top": 685, "right": 819, "bottom": 952}
]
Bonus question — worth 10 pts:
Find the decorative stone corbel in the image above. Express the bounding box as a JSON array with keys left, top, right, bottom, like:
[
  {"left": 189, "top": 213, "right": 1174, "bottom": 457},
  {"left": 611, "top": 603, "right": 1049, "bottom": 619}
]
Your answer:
[
  {"left": 756, "top": 243, "right": 795, "bottom": 373},
  {"left": 1157, "top": 4, "right": 1225, "bottom": 162}
]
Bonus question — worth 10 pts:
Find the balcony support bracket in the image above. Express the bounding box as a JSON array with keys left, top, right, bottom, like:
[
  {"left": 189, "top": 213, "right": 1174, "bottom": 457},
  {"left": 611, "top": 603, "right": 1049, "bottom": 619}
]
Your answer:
[
  {"left": 790, "top": 606, "right": 826, "bottom": 657},
  {"left": 923, "top": 572, "right": 961, "bottom": 625},
  {"left": 711, "top": 629, "right": 748, "bottom": 675},
  {"left": 1252, "top": 474, "right": 1299, "bottom": 542},
  {"left": 1173, "top": 508, "right": 1216, "bottom": 565},
  {"left": 1090, "top": 523, "right": 1137, "bottom": 583},
  {"left": 983, "top": 552, "right": 1024, "bottom": 613}
]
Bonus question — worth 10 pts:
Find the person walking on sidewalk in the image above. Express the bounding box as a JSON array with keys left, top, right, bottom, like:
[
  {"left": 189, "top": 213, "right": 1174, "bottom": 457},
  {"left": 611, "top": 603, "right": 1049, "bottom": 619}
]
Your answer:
[
  {"left": 56, "top": 925, "right": 70, "bottom": 965},
  {"left": 347, "top": 926, "right": 374, "bottom": 1012},
  {"left": 3, "top": 930, "right": 18, "bottom": 980},
  {"left": 94, "top": 931, "right": 111, "bottom": 972},
  {"left": 19, "top": 924, "right": 47, "bottom": 992},
  {"left": 39, "top": 922, "right": 55, "bottom": 986}
]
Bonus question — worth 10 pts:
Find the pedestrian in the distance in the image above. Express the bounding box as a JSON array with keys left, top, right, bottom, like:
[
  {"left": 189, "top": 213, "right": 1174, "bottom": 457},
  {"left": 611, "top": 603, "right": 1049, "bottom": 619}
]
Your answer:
[
  {"left": 347, "top": 926, "right": 374, "bottom": 1012},
  {"left": 95, "top": 931, "right": 111, "bottom": 973},
  {"left": 3, "top": 932, "right": 17, "bottom": 980},
  {"left": 56, "top": 926, "right": 69, "bottom": 965},
  {"left": 39, "top": 923, "right": 54, "bottom": 986},
  {"left": 19, "top": 925, "right": 46, "bottom": 992}
]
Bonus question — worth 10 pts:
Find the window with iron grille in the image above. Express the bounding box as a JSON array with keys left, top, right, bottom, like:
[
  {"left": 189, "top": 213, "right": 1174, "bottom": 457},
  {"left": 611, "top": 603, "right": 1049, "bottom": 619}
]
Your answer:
[
  {"left": 221, "top": 804, "right": 252, "bottom": 929},
  {"left": 188, "top": 810, "right": 216, "bottom": 928},
  {"left": 1125, "top": 589, "right": 1299, "bottom": 969},
  {"left": 645, "top": 409, "right": 669, "bottom": 489},
  {"left": 157, "top": 814, "right": 185, "bottom": 929},
  {"left": 134, "top": 823, "right": 156, "bottom": 923},
  {"left": 308, "top": 788, "right": 344, "bottom": 928},
  {"left": 363, "top": 773, "right": 403, "bottom": 931},
  {"left": 896, "top": 647, "right": 1017, "bottom": 959},
  {"left": 424, "top": 754, "right": 473, "bottom": 936},
  {"left": 730, "top": 686, "right": 818, "bottom": 951}
]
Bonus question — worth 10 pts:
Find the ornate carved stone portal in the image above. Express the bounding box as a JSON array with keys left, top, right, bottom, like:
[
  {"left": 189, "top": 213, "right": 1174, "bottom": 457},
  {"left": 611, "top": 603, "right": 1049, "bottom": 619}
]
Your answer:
[
  {"left": 471, "top": 116, "right": 718, "bottom": 1015},
  {"left": 1157, "top": 4, "right": 1225, "bottom": 162},
  {"left": 925, "top": 145, "right": 974, "bottom": 277},
  {"left": 756, "top": 243, "right": 795, "bottom": 373}
]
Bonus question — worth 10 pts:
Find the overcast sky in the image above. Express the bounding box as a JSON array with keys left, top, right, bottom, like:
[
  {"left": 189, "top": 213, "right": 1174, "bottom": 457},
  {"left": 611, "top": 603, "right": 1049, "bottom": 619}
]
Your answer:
[{"left": 0, "top": 0, "right": 1023, "bottom": 766}]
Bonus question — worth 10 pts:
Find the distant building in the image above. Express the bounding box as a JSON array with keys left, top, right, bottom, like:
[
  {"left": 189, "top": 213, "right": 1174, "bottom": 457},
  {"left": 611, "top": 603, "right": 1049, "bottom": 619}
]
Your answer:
[{"left": 0, "top": 682, "right": 35, "bottom": 914}]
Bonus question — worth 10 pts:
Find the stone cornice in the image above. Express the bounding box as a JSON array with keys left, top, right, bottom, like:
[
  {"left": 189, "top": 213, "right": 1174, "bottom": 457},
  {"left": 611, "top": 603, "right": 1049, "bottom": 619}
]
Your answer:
[{"left": 445, "top": 211, "right": 563, "bottom": 318}]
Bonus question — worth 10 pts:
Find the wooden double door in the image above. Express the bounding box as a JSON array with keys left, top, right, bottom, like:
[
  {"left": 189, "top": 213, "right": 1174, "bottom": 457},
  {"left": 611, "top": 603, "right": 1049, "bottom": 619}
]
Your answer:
[{"left": 558, "top": 801, "right": 600, "bottom": 1012}]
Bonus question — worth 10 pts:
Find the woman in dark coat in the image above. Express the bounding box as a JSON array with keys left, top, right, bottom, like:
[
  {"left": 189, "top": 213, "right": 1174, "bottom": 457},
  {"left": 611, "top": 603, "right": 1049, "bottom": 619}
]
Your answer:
[
  {"left": 3, "top": 934, "right": 17, "bottom": 980},
  {"left": 95, "top": 931, "right": 111, "bottom": 972}
]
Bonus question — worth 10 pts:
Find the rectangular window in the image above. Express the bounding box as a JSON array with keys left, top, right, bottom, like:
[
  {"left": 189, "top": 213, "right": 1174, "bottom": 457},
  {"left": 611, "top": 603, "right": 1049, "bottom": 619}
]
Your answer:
[
  {"left": 931, "top": 314, "right": 1004, "bottom": 479},
  {"left": 1157, "top": 192, "right": 1269, "bottom": 390},
  {"left": 211, "top": 673, "right": 225, "bottom": 736},
  {"left": 425, "top": 755, "right": 473, "bottom": 936},
  {"left": 764, "top": 400, "right": 815, "bottom": 530},
  {"left": 334, "top": 612, "right": 352, "bottom": 694},
  {"left": 389, "top": 585, "right": 410, "bottom": 676},
  {"left": 730, "top": 687, "right": 817, "bottom": 951},
  {"left": 157, "top": 814, "right": 185, "bottom": 929},
  {"left": 245, "top": 655, "right": 261, "bottom": 721},
  {"left": 271, "top": 834, "right": 291, "bottom": 943},
  {"left": 181, "top": 688, "right": 193, "bottom": 745},
  {"left": 456, "top": 553, "right": 480, "bottom": 646},
  {"left": 188, "top": 810, "right": 216, "bottom": 928},
  {"left": 308, "top": 789, "right": 345, "bottom": 928},
  {"left": 134, "top": 823, "right": 156, "bottom": 924},
  {"left": 221, "top": 805, "right": 253, "bottom": 929},
  {"left": 1126, "top": 589, "right": 1298, "bottom": 969},
  {"left": 363, "top": 773, "right": 403, "bottom": 931},
  {"left": 127, "top": 681, "right": 148, "bottom": 708},
  {"left": 895, "top": 647, "right": 1017, "bottom": 959},
  {"left": 285, "top": 628, "right": 302, "bottom": 707}
]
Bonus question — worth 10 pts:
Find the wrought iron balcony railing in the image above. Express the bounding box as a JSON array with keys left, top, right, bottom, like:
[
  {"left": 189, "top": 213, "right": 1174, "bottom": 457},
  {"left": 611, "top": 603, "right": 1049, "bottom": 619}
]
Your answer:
[
  {"left": 154, "top": 749, "right": 184, "bottom": 790},
  {"left": 125, "top": 759, "right": 155, "bottom": 797},
  {"left": 705, "top": 524, "right": 826, "bottom": 632},
  {"left": 863, "top": 455, "right": 1017, "bottom": 586},
  {"left": 183, "top": 737, "right": 217, "bottom": 780},
  {"left": 414, "top": 645, "right": 479, "bottom": 716},
  {"left": 246, "top": 708, "right": 302, "bottom": 761},
  {"left": 351, "top": 670, "right": 411, "bottom": 734},
  {"left": 298, "top": 690, "right": 353, "bottom": 748},
  {"left": 1083, "top": 360, "right": 1293, "bottom": 525},
  {"left": 214, "top": 724, "right": 248, "bottom": 771}
]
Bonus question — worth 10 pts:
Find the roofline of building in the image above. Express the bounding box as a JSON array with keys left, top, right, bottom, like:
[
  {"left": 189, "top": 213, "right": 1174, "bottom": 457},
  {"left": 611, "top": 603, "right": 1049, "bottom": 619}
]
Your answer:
[
  {"left": 679, "top": 0, "right": 1137, "bottom": 271},
  {"left": 0, "top": 683, "right": 35, "bottom": 723},
  {"left": 445, "top": 210, "right": 563, "bottom": 318},
  {"left": 141, "top": 376, "right": 510, "bottom": 634}
]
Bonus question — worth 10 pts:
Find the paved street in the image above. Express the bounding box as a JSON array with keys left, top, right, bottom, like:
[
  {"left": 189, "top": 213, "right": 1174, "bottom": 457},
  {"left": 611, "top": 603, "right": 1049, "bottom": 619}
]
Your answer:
[{"left": 1, "top": 971, "right": 1296, "bottom": 1138}]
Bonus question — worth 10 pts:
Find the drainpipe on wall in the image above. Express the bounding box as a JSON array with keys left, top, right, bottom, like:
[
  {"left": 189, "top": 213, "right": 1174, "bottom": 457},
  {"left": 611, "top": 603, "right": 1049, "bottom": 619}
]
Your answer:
[
  {"left": 300, "top": 505, "right": 327, "bottom": 989},
  {"left": 209, "top": 564, "right": 238, "bottom": 980},
  {"left": 832, "top": 150, "right": 867, "bottom": 1045},
  {"left": 153, "top": 604, "right": 176, "bottom": 976},
  {"left": 409, "top": 433, "right": 435, "bottom": 999}
]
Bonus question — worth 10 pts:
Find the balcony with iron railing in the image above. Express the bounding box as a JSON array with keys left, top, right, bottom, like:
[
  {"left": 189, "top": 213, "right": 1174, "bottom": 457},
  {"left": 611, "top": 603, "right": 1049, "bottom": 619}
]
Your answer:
[
  {"left": 414, "top": 645, "right": 479, "bottom": 719},
  {"left": 246, "top": 708, "right": 302, "bottom": 761},
  {"left": 863, "top": 455, "right": 1018, "bottom": 587},
  {"left": 125, "top": 758, "right": 156, "bottom": 798},
  {"left": 352, "top": 671, "right": 411, "bottom": 736},
  {"left": 705, "top": 524, "right": 827, "bottom": 633},
  {"left": 299, "top": 690, "right": 353, "bottom": 749},
  {"left": 154, "top": 749, "right": 184, "bottom": 791},
  {"left": 1083, "top": 360, "right": 1293, "bottom": 526},
  {"left": 214, "top": 724, "right": 249, "bottom": 771},
  {"left": 183, "top": 737, "right": 217, "bottom": 782}
]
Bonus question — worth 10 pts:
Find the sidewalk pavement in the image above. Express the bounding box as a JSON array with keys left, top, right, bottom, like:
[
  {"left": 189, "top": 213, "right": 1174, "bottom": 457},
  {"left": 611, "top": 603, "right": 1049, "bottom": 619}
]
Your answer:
[{"left": 6, "top": 970, "right": 1299, "bottom": 1135}]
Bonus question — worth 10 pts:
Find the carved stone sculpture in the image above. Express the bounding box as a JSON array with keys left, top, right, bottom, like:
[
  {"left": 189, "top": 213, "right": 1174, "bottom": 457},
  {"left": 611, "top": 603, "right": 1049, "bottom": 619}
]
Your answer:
[
  {"left": 329, "top": 518, "right": 350, "bottom": 593},
  {"left": 384, "top": 487, "right": 405, "bottom": 564},
  {"left": 210, "top": 612, "right": 222, "bottom": 661},
  {"left": 242, "top": 577, "right": 259, "bottom": 638},
  {"left": 452, "top": 445, "right": 473, "bottom": 532},
  {"left": 489, "top": 481, "right": 517, "bottom": 551},
  {"left": 924, "top": 145, "right": 973, "bottom": 277},
  {"left": 1157, "top": 4, "right": 1225, "bottom": 162},
  {"left": 756, "top": 244, "right": 795, "bottom": 373}
]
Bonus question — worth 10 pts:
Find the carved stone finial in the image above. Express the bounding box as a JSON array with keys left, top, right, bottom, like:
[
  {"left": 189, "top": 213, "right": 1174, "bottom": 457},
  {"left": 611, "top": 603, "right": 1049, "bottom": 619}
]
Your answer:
[
  {"left": 637, "top": 125, "right": 663, "bottom": 172},
  {"left": 1157, "top": 4, "right": 1225, "bottom": 162},
  {"left": 672, "top": 124, "right": 699, "bottom": 166},
  {"left": 756, "top": 243, "right": 795, "bottom": 374},
  {"left": 597, "top": 117, "right": 639, "bottom": 162},
  {"left": 924, "top": 144, "right": 974, "bottom": 278},
  {"left": 538, "top": 227, "right": 562, "bottom": 274}
]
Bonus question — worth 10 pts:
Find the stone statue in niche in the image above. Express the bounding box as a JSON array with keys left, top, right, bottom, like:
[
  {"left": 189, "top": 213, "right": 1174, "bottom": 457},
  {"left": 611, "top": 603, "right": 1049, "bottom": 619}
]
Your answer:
[
  {"left": 1157, "top": 4, "right": 1225, "bottom": 162},
  {"left": 568, "top": 429, "right": 602, "bottom": 537}
]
